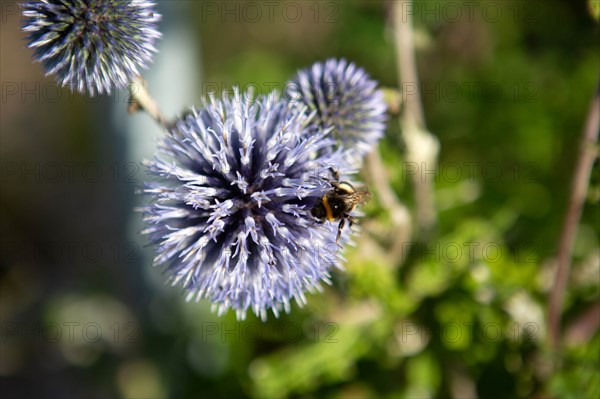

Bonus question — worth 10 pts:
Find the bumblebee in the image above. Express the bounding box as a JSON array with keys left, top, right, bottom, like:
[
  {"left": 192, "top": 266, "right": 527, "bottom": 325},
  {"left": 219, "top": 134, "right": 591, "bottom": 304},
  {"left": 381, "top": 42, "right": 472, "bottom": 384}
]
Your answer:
[{"left": 311, "top": 170, "right": 370, "bottom": 244}]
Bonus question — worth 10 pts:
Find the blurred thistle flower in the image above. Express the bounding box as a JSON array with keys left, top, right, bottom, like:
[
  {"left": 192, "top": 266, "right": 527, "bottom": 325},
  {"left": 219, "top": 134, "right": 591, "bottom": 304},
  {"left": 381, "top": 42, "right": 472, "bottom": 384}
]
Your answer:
[
  {"left": 287, "top": 58, "right": 387, "bottom": 163},
  {"left": 21, "top": 0, "right": 161, "bottom": 96},
  {"left": 142, "top": 88, "right": 355, "bottom": 320}
]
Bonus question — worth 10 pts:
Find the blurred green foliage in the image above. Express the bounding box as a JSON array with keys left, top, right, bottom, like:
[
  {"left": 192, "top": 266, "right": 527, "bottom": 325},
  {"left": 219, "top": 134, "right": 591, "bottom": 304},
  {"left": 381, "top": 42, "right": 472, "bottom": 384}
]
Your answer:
[{"left": 2, "top": 1, "right": 598, "bottom": 398}]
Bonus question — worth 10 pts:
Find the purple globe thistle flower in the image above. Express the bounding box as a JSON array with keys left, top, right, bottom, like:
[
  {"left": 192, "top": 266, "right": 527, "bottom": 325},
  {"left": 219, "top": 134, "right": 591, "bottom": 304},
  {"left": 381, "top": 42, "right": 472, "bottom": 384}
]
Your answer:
[
  {"left": 142, "top": 88, "right": 356, "bottom": 320},
  {"left": 21, "top": 0, "right": 161, "bottom": 96},
  {"left": 287, "top": 58, "right": 387, "bottom": 163}
]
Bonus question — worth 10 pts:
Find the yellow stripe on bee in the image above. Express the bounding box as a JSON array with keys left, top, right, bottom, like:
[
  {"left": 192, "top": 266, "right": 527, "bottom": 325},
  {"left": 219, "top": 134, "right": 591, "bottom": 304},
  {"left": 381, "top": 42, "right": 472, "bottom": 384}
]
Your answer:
[
  {"left": 322, "top": 196, "right": 335, "bottom": 221},
  {"left": 338, "top": 182, "right": 355, "bottom": 194}
]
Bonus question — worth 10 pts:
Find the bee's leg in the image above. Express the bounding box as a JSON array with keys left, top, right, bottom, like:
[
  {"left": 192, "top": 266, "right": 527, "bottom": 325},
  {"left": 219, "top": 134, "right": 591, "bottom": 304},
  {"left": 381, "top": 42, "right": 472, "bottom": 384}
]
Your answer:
[
  {"left": 348, "top": 216, "right": 356, "bottom": 230},
  {"left": 319, "top": 166, "right": 341, "bottom": 188},
  {"left": 309, "top": 218, "right": 325, "bottom": 228},
  {"left": 328, "top": 166, "right": 341, "bottom": 181},
  {"left": 336, "top": 218, "right": 346, "bottom": 245},
  {"left": 320, "top": 175, "right": 340, "bottom": 189},
  {"left": 340, "top": 216, "right": 357, "bottom": 244}
]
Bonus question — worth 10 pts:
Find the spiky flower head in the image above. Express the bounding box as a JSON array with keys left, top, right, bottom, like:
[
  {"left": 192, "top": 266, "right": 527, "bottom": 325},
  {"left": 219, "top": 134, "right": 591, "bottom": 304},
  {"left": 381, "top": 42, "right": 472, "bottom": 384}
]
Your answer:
[
  {"left": 142, "top": 88, "right": 355, "bottom": 320},
  {"left": 287, "top": 58, "right": 387, "bottom": 163},
  {"left": 21, "top": 0, "right": 161, "bottom": 96}
]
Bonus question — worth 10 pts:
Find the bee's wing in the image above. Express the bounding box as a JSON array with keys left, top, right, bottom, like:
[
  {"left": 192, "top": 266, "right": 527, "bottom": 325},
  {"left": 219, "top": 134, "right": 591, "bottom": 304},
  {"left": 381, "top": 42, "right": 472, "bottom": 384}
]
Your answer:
[
  {"left": 359, "top": 189, "right": 372, "bottom": 205},
  {"left": 344, "top": 189, "right": 371, "bottom": 208}
]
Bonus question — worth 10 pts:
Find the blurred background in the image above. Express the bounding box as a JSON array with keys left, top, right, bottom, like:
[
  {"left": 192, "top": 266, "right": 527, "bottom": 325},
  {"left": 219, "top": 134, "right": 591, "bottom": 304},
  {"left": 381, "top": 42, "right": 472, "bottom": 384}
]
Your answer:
[{"left": 1, "top": 0, "right": 598, "bottom": 398}]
